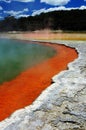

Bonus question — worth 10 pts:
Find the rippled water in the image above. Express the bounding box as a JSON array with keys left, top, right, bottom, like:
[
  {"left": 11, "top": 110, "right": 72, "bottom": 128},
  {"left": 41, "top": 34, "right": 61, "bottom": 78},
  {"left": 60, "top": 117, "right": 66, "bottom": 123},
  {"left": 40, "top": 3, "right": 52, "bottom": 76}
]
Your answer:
[{"left": 0, "top": 38, "right": 56, "bottom": 83}]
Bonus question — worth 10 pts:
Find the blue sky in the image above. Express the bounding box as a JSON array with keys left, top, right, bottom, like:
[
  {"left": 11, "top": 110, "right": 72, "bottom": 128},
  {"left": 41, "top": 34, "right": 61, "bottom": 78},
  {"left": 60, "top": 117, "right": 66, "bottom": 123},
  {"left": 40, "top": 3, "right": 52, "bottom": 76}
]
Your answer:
[{"left": 0, "top": 0, "right": 86, "bottom": 20}]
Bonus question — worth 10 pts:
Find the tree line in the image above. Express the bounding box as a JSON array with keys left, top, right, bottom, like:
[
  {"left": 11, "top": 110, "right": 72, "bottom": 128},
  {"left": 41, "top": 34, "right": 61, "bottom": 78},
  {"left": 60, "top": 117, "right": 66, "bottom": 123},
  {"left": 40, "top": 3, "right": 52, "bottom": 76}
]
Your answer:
[{"left": 0, "top": 9, "right": 86, "bottom": 32}]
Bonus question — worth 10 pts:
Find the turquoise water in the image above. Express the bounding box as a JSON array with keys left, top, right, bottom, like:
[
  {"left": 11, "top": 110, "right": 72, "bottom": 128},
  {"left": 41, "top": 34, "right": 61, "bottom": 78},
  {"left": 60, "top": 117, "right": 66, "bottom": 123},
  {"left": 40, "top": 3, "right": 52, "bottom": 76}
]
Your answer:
[{"left": 0, "top": 38, "right": 56, "bottom": 84}]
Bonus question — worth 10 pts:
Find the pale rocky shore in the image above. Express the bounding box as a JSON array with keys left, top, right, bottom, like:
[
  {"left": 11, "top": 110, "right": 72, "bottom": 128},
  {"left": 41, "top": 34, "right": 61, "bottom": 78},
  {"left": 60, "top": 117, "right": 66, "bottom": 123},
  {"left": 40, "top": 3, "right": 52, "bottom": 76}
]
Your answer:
[{"left": 0, "top": 40, "right": 86, "bottom": 130}]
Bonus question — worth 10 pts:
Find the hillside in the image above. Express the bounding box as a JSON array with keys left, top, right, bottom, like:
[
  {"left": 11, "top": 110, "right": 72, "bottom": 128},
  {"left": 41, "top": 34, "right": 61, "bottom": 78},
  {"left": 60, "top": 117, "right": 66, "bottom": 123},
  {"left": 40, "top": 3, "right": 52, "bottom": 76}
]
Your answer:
[{"left": 0, "top": 9, "right": 86, "bottom": 32}]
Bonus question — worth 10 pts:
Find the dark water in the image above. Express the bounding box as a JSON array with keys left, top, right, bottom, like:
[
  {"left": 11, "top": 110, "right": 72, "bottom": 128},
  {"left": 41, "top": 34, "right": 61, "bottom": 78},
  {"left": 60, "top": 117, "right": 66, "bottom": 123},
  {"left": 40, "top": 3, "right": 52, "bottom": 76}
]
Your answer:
[{"left": 0, "top": 38, "right": 56, "bottom": 83}]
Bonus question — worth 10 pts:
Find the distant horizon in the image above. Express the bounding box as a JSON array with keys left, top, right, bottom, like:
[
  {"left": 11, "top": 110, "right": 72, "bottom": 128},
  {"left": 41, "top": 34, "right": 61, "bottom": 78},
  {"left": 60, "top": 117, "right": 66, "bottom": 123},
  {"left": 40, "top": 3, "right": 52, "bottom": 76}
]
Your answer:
[{"left": 0, "top": 0, "right": 86, "bottom": 20}]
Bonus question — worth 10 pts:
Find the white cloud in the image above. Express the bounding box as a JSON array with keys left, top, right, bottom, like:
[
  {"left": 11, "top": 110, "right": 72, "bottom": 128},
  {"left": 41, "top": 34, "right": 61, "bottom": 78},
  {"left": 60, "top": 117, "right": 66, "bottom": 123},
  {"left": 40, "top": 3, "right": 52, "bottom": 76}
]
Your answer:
[
  {"left": 32, "top": 5, "right": 86, "bottom": 16},
  {"left": 79, "top": 5, "right": 86, "bottom": 10},
  {"left": 0, "top": 0, "right": 34, "bottom": 3},
  {"left": 32, "top": 8, "right": 46, "bottom": 16},
  {"left": 45, "top": 6, "right": 78, "bottom": 11},
  {"left": 0, "top": 6, "right": 3, "bottom": 10},
  {"left": 14, "top": 0, "right": 34, "bottom": 2},
  {"left": 32, "top": 6, "right": 70, "bottom": 16},
  {"left": 4, "top": 8, "right": 29, "bottom": 18},
  {"left": 46, "top": 6, "right": 68, "bottom": 11},
  {"left": 16, "top": 14, "right": 29, "bottom": 18},
  {"left": 41, "top": 0, "right": 70, "bottom": 6},
  {"left": 23, "top": 8, "right": 29, "bottom": 12}
]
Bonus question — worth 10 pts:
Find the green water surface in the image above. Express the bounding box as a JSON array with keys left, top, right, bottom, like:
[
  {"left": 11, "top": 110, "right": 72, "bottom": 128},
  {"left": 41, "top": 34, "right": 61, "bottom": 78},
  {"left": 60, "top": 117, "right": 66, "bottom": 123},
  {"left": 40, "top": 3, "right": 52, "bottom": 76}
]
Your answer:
[{"left": 0, "top": 38, "right": 56, "bottom": 84}]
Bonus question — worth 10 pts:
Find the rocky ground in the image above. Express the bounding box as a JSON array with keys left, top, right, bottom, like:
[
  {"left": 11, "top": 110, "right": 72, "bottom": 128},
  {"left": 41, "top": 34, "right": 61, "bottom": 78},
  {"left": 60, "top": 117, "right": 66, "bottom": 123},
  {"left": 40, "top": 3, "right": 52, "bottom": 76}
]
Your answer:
[{"left": 0, "top": 40, "right": 86, "bottom": 130}]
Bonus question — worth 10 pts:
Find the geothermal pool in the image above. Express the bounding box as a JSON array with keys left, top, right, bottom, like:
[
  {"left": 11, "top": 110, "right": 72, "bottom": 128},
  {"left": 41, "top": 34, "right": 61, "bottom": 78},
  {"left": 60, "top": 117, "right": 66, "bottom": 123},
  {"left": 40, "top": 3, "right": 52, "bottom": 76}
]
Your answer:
[
  {"left": 0, "top": 38, "right": 56, "bottom": 84},
  {"left": 0, "top": 39, "right": 77, "bottom": 121}
]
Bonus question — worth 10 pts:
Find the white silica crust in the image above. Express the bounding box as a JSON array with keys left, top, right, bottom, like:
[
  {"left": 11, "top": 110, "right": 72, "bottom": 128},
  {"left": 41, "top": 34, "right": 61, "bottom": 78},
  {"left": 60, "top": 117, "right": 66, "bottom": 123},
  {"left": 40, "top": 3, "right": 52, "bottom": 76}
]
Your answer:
[{"left": 0, "top": 40, "right": 86, "bottom": 130}]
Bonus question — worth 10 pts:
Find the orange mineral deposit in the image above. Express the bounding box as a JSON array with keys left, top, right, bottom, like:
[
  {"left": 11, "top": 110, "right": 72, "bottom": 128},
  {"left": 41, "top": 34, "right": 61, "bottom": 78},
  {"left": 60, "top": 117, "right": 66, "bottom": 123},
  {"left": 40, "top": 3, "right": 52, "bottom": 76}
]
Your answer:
[{"left": 0, "top": 42, "right": 77, "bottom": 121}]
